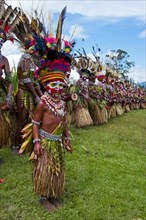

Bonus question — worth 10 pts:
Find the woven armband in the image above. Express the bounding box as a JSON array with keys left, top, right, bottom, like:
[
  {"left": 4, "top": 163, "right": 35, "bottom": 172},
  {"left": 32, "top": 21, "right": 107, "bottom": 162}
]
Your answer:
[
  {"left": 64, "top": 137, "right": 71, "bottom": 140},
  {"left": 23, "top": 78, "right": 31, "bottom": 84},
  {"left": 5, "top": 94, "right": 13, "bottom": 104}
]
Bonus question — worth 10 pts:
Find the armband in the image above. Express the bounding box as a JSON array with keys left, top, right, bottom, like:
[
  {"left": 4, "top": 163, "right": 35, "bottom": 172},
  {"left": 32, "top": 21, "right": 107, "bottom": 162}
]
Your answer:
[
  {"left": 64, "top": 137, "right": 71, "bottom": 140},
  {"left": 33, "top": 139, "right": 41, "bottom": 144},
  {"left": 23, "top": 71, "right": 29, "bottom": 76},
  {"left": 34, "top": 97, "right": 40, "bottom": 104},
  {"left": 23, "top": 78, "right": 31, "bottom": 84},
  {"left": 32, "top": 119, "right": 41, "bottom": 125}
]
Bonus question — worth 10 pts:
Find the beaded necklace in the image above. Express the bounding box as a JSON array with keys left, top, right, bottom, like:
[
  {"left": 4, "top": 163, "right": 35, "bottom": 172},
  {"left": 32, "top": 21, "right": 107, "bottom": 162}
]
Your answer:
[{"left": 42, "top": 92, "right": 65, "bottom": 117}]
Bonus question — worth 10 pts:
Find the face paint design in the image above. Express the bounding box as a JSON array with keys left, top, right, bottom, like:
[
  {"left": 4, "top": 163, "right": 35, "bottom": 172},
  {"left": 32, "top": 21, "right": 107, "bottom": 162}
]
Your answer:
[
  {"left": 46, "top": 80, "right": 65, "bottom": 97},
  {"left": 0, "top": 38, "right": 4, "bottom": 50},
  {"left": 81, "top": 74, "right": 88, "bottom": 81}
]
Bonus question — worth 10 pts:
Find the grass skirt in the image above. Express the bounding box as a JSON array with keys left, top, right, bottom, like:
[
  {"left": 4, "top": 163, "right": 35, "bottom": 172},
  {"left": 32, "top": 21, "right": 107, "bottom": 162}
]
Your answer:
[
  {"left": 125, "top": 104, "right": 131, "bottom": 112},
  {"left": 33, "top": 139, "right": 65, "bottom": 198},
  {"left": 108, "top": 105, "right": 117, "bottom": 118},
  {"left": 140, "top": 102, "right": 146, "bottom": 109},
  {"left": 115, "top": 104, "right": 124, "bottom": 116},
  {"left": 94, "top": 105, "right": 108, "bottom": 125},
  {"left": 0, "top": 111, "right": 17, "bottom": 148},
  {"left": 75, "top": 105, "right": 93, "bottom": 128}
]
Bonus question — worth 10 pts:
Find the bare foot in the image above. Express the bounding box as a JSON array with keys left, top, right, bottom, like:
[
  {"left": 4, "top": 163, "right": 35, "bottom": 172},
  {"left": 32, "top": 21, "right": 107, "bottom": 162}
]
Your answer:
[
  {"left": 40, "top": 198, "right": 56, "bottom": 212},
  {"left": 49, "top": 198, "right": 64, "bottom": 209}
]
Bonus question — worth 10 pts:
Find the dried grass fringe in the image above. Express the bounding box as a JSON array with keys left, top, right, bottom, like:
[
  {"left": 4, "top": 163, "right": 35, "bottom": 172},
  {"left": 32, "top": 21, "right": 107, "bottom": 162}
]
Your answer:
[
  {"left": 0, "top": 112, "right": 17, "bottom": 148},
  {"left": 108, "top": 105, "right": 117, "bottom": 118},
  {"left": 116, "top": 104, "right": 124, "bottom": 116},
  {"left": 75, "top": 105, "right": 93, "bottom": 128},
  {"left": 33, "top": 148, "right": 65, "bottom": 198},
  {"left": 94, "top": 105, "right": 108, "bottom": 125}
]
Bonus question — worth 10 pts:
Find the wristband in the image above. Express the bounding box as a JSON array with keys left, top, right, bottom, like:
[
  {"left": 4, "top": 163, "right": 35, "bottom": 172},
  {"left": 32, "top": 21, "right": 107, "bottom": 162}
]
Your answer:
[
  {"left": 33, "top": 138, "right": 41, "bottom": 144},
  {"left": 64, "top": 137, "right": 71, "bottom": 140},
  {"left": 23, "top": 78, "right": 31, "bottom": 84},
  {"left": 32, "top": 119, "right": 41, "bottom": 125}
]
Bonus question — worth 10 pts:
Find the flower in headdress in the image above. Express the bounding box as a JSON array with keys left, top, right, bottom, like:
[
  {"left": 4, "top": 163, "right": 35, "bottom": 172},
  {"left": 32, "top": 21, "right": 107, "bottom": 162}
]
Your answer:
[
  {"left": 44, "top": 35, "right": 57, "bottom": 50},
  {"left": 97, "top": 74, "right": 106, "bottom": 82},
  {"left": 63, "top": 40, "right": 72, "bottom": 53}
]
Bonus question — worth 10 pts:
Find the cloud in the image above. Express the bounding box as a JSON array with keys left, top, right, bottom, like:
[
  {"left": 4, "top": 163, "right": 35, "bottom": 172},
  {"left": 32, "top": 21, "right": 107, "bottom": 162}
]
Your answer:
[
  {"left": 69, "top": 25, "right": 89, "bottom": 39},
  {"left": 1, "top": 41, "right": 21, "bottom": 56},
  {"left": 127, "top": 65, "right": 146, "bottom": 83},
  {"left": 7, "top": 0, "right": 145, "bottom": 21},
  {"left": 7, "top": 54, "right": 22, "bottom": 70},
  {"left": 138, "top": 30, "right": 146, "bottom": 39}
]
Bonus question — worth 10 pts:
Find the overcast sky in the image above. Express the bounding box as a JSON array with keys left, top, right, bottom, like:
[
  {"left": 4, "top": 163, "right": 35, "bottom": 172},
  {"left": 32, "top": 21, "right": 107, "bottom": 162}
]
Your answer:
[{"left": 2, "top": 0, "right": 146, "bottom": 82}]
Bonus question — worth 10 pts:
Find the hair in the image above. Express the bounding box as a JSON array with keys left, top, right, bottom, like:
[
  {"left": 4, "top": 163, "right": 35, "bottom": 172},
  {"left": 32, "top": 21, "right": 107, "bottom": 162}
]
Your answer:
[{"left": 79, "top": 69, "right": 90, "bottom": 75}]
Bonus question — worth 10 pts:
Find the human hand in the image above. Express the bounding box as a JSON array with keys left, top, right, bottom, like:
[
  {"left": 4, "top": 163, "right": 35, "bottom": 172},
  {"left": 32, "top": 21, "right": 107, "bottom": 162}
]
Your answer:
[
  {"left": 64, "top": 138, "right": 73, "bottom": 153},
  {"left": 34, "top": 142, "right": 42, "bottom": 156}
]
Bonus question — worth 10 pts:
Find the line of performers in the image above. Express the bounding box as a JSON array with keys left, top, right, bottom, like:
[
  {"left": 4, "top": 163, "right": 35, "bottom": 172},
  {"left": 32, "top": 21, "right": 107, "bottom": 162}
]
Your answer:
[
  {"left": 0, "top": 0, "right": 146, "bottom": 212},
  {"left": 1, "top": 46, "right": 146, "bottom": 150}
]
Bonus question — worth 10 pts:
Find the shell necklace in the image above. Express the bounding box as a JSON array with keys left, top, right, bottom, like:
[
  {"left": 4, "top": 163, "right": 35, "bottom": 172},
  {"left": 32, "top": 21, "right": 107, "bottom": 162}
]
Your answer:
[{"left": 42, "top": 92, "right": 65, "bottom": 117}]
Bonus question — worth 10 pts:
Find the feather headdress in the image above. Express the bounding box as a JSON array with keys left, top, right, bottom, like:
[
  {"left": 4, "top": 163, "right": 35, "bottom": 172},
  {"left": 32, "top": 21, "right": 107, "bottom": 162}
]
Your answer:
[
  {"left": 74, "top": 46, "right": 102, "bottom": 78},
  {"left": 0, "top": 0, "right": 21, "bottom": 42},
  {"left": 7, "top": 3, "right": 74, "bottom": 84}
]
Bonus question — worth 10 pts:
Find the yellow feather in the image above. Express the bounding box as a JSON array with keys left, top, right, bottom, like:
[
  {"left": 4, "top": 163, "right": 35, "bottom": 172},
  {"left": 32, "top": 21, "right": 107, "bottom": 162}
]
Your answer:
[
  {"left": 19, "top": 133, "right": 33, "bottom": 154},
  {"left": 21, "top": 122, "right": 32, "bottom": 133}
]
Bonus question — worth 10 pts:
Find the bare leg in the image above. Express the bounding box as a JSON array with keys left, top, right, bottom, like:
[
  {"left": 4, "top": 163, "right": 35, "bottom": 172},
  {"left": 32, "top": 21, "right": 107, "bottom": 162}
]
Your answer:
[{"left": 12, "top": 89, "right": 28, "bottom": 154}]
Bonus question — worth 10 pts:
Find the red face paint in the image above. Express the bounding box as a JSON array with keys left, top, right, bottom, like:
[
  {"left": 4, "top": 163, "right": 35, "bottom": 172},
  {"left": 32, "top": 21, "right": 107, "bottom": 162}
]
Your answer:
[{"left": 46, "top": 80, "right": 65, "bottom": 97}]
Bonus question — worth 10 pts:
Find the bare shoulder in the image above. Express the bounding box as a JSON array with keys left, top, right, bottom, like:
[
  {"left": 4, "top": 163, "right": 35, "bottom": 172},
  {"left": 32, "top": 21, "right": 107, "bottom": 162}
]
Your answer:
[{"left": 36, "top": 99, "right": 47, "bottom": 110}]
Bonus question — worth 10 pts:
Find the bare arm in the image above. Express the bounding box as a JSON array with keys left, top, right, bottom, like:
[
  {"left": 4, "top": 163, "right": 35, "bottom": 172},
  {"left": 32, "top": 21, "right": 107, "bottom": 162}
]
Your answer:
[
  {"left": 18, "top": 58, "right": 40, "bottom": 104},
  {"left": 32, "top": 100, "right": 45, "bottom": 155},
  {"left": 63, "top": 114, "right": 72, "bottom": 153},
  {"left": 4, "top": 57, "right": 13, "bottom": 108}
]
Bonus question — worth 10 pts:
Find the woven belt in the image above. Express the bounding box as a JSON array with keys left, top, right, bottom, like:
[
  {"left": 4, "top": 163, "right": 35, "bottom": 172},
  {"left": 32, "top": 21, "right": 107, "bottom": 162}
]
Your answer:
[{"left": 39, "top": 129, "right": 62, "bottom": 141}]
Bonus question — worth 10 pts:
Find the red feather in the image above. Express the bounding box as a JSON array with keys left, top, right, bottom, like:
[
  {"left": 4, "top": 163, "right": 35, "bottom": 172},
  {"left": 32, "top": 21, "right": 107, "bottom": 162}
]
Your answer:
[
  {"left": 8, "top": 36, "right": 14, "bottom": 43},
  {"left": 4, "top": 25, "right": 10, "bottom": 33}
]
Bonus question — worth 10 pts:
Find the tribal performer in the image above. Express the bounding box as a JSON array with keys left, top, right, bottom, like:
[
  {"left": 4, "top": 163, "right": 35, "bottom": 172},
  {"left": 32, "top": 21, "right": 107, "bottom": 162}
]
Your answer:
[
  {"left": 0, "top": 0, "right": 28, "bottom": 148},
  {"left": 11, "top": 5, "right": 74, "bottom": 212},
  {"left": 0, "top": 23, "right": 17, "bottom": 148},
  {"left": 12, "top": 53, "right": 43, "bottom": 154},
  {"left": 73, "top": 55, "right": 94, "bottom": 127}
]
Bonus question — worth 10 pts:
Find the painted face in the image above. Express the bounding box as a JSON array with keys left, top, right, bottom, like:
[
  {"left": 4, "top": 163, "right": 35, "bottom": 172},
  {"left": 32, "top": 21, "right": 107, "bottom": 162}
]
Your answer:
[
  {"left": 0, "top": 38, "right": 4, "bottom": 50},
  {"left": 81, "top": 74, "right": 88, "bottom": 81},
  {"left": 46, "top": 80, "right": 65, "bottom": 97}
]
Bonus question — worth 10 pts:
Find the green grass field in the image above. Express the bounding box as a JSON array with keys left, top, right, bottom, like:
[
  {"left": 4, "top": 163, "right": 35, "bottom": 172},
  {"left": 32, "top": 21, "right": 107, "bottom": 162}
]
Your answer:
[{"left": 0, "top": 109, "right": 146, "bottom": 220}]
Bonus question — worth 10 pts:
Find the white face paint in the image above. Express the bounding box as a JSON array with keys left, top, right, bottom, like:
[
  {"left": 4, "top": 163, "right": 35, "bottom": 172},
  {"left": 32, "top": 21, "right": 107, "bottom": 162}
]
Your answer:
[
  {"left": 0, "top": 38, "right": 4, "bottom": 50},
  {"left": 47, "top": 81, "right": 65, "bottom": 89},
  {"left": 46, "top": 80, "right": 65, "bottom": 97}
]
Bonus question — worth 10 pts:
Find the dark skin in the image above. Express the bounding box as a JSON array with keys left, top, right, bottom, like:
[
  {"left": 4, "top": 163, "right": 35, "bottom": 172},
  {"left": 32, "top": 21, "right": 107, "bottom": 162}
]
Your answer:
[
  {"left": 14, "top": 55, "right": 43, "bottom": 148},
  {"left": 0, "top": 55, "right": 13, "bottom": 110},
  {"left": 33, "top": 99, "right": 71, "bottom": 156},
  {"left": 32, "top": 87, "right": 72, "bottom": 212}
]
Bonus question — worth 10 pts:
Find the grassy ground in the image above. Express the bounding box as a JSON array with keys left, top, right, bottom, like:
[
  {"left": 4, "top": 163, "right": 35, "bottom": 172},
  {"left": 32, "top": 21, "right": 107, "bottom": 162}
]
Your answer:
[{"left": 0, "top": 109, "right": 146, "bottom": 220}]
